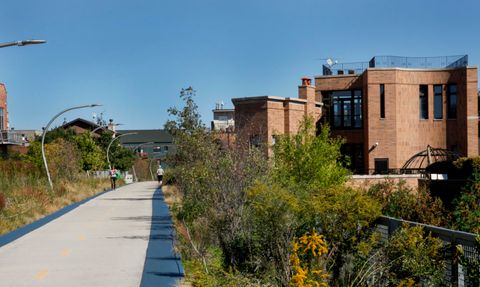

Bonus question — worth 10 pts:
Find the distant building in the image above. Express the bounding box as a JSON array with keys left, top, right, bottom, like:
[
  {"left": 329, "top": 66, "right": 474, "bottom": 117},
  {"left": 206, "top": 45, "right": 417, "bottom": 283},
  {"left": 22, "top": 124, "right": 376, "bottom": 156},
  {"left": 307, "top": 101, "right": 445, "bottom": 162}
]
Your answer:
[
  {"left": 117, "top": 129, "right": 174, "bottom": 161},
  {"left": 233, "top": 55, "right": 479, "bottom": 174},
  {"left": 61, "top": 118, "right": 117, "bottom": 136},
  {"left": 211, "top": 102, "right": 234, "bottom": 131}
]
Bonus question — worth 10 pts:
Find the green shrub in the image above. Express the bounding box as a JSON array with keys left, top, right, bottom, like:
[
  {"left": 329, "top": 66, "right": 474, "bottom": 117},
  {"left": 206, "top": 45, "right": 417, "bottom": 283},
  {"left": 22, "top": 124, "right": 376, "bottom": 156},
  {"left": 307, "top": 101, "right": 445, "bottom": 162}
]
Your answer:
[
  {"left": 386, "top": 224, "right": 447, "bottom": 286},
  {"left": 368, "top": 179, "right": 448, "bottom": 226},
  {"left": 163, "top": 168, "right": 176, "bottom": 185},
  {"left": 457, "top": 236, "right": 480, "bottom": 286},
  {"left": 453, "top": 172, "right": 480, "bottom": 233}
]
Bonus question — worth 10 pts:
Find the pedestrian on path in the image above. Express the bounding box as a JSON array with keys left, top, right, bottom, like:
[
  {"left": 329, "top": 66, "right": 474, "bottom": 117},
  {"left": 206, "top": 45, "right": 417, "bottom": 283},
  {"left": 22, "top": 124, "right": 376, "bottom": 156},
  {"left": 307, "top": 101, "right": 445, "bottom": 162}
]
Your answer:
[
  {"left": 110, "top": 166, "right": 118, "bottom": 190},
  {"left": 156, "top": 165, "right": 164, "bottom": 186}
]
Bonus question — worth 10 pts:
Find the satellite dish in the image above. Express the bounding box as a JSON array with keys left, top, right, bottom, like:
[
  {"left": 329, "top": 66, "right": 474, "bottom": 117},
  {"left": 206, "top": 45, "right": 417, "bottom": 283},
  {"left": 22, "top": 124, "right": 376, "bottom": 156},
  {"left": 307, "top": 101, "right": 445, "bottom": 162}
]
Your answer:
[{"left": 326, "top": 58, "right": 334, "bottom": 67}]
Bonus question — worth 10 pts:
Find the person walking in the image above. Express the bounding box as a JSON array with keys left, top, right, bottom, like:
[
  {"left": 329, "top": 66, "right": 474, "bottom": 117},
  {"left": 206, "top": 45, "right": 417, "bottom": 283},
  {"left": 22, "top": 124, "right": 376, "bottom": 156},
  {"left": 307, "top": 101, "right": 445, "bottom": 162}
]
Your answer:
[
  {"left": 109, "top": 166, "right": 118, "bottom": 190},
  {"left": 156, "top": 165, "right": 164, "bottom": 186}
]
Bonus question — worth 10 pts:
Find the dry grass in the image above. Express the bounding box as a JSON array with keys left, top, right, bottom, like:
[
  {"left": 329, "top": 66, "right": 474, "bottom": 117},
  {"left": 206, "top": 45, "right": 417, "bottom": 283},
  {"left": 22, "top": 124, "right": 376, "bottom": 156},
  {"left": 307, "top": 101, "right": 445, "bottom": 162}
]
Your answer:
[
  {"left": 0, "top": 176, "right": 110, "bottom": 235},
  {"left": 162, "top": 185, "right": 182, "bottom": 207}
]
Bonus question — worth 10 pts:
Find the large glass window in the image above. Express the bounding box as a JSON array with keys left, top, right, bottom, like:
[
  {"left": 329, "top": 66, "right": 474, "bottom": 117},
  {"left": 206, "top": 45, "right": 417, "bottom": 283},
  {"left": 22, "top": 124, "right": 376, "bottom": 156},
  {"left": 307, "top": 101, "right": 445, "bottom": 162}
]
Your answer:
[
  {"left": 419, "top": 85, "right": 428, "bottom": 119},
  {"left": 447, "top": 84, "right": 457, "bottom": 119},
  {"left": 328, "top": 90, "right": 362, "bottom": 129},
  {"left": 380, "top": 84, "right": 385, "bottom": 118},
  {"left": 434, "top": 85, "right": 443, "bottom": 119},
  {"left": 0, "top": 108, "right": 4, "bottom": 130}
]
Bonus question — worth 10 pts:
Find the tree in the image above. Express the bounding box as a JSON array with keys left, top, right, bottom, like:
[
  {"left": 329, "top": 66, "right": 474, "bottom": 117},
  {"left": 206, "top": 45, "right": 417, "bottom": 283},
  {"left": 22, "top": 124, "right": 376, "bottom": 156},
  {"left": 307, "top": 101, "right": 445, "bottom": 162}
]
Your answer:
[
  {"left": 272, "top": 118, "right": 350, "bottom": 192},
  {"left": 72, "top": 133, "right": 105, "bottom": 171},
  {"left": 94, "top": 132, "right": 135, "bottom": 170}
]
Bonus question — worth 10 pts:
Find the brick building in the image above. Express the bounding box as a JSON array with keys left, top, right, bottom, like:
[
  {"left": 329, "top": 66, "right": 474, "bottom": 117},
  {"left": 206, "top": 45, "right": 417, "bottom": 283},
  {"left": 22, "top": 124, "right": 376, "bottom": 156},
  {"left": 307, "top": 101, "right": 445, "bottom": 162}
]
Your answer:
[
  {"left": 233, "top": 55, "right": 478, "bottom": 174},
  {"left": 232, "top": 78, "right": 322, "bottom": 152},
  {"left": 0, "top": 83, "right": 8, "bottom": 130}
]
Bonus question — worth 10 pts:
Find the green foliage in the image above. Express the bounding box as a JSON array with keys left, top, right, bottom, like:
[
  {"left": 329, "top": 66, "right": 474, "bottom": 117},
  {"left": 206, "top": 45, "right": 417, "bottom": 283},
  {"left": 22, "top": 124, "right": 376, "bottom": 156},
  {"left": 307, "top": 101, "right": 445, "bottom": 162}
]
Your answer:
[
  {"left": 44, "top": 138, "right": 82, "bottom": 180},
  {"left": 368, "top": 180, "right": 448, "bottom": 226},
  {"left": 272, "top": 118, "right": 350, "bottom": 192},
  {"left": 453, "top": 172, "right": 480, "bottom": 233},
  {"left": 72, "top": 133, "right": 105, "bottom": 171},
  {"left": 457, "top": 236, "right": 480, "bottom": 286},
  {"left": 43, "top": 127, "right": 77, "bottom": 144},
  {"left": 386, "top": 224, "right": 447, "bottom": 286},
  {"left": 24, "top": 141, "right": 44, "bottom": 171},
  {"left": 25, "top": 138, "right": 81, "bottom": 180},
  {"left": 94, "top": 133, "right": 135, "bottom": 170},
  {"left": 165, "top": 86, "right": 203, "bottom": 136},
  {"left": 244, "top": 182, "right": 299, "bottom": 285},
  {"left": 183, "top": 247, "right": 267, "bottom": 287}
]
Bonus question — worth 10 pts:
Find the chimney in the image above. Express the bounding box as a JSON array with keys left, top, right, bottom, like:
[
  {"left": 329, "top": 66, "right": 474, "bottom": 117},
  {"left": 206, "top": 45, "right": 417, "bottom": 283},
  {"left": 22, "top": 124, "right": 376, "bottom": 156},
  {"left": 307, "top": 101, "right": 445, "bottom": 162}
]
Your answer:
[{"left": 298, "top": 77, "right": 317, "bottom": 118}]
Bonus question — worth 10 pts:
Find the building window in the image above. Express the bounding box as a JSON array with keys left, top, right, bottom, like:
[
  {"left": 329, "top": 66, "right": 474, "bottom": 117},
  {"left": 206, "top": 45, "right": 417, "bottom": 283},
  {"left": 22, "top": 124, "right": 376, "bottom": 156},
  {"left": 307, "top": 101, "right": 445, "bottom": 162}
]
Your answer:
[
  {"left": 328, "top": 90, "right": 362, "bottom": 129},
  {"left": 447, "top": 84, "right": 457, "bottom": 119},
  {"left": 164, "top": 146, "right": 169, "bottom": 151},
  {"left": 434, "top": 85, "right": 443, "bottom": 119},
  {"left": 153, "top": 146, "right": 162, "bottom": 153},
  {"left": 0, "top": 108, "right": 3, "bottom": 130},
  {"left": 419, "top": 85, "right": 428, "bottom": 119},
  {"left": 374, "top": 158, "right": 389, "bottom": 174},
  {"left": 250, "top": 135, "right": 261, "bottom": 148},
  {"left": 380, "top": 84, "right": 385, "bottom": 118}
]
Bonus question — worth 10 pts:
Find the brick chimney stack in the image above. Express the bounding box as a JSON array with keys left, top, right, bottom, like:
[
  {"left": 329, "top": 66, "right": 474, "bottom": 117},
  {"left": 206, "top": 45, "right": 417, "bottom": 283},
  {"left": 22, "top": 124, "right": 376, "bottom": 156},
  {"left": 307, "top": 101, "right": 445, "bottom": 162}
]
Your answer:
[{"left": 298, "top": 77, "right": 316, "bottom": 118}]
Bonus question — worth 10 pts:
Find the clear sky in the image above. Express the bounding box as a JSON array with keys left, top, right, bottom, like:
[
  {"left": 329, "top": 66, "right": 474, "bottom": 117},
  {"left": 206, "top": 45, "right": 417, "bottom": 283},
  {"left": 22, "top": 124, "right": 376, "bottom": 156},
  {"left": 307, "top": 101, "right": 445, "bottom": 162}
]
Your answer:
[{"left": 0, "top": 0, "right": 479, "bottom": 130}]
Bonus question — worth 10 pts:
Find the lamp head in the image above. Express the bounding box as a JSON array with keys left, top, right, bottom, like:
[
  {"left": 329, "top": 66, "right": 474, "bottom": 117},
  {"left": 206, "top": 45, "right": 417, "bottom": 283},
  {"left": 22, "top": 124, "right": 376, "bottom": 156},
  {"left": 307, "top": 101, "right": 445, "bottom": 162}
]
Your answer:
[{"left": 18, "top": 39, "right": 47, "bottom": 46}]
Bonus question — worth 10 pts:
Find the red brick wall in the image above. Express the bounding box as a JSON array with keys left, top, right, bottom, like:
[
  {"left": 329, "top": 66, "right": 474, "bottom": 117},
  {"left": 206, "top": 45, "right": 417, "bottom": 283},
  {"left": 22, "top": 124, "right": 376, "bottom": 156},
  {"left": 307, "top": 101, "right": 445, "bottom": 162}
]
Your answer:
[
  {"left": 315, "top": 67, "right": 478, "bottom": 171},
  {"left": 0, "top": 84, "right": 8, "bottom": 130}
]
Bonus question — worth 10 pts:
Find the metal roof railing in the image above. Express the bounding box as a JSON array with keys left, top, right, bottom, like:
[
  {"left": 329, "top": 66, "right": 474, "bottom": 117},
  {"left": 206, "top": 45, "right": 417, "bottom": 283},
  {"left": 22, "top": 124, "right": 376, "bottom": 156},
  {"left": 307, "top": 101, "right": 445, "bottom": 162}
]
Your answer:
[
  {"left": 0, "top": 130, "right": 24, "bottom": 145},
  {"left": 322, "top": 55, "right": 469, "bottom": 76}
]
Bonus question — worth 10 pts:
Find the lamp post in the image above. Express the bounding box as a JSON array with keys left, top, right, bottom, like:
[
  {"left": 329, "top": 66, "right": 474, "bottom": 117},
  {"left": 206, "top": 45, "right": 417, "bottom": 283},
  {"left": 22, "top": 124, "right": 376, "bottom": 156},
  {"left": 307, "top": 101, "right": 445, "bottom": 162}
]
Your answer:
[
  {"left": 90, "top": 123, "right": 123, "bottom": 136},
  {"left": 41, "top": 104, "right": 101, "bottom": 190},
  {"left": 106, "top": 132, "right": 137, "bottom": 169},
  {"left": 0, "top": 39, "right": 46, "bottom": 48}
]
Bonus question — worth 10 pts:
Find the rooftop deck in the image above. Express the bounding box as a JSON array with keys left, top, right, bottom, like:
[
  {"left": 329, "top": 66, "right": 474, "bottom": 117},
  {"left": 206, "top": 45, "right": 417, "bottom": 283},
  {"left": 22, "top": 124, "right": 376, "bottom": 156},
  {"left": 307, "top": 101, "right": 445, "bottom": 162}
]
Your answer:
[{"left": 322, "top": 55, "right": 469, "bottom": 76}]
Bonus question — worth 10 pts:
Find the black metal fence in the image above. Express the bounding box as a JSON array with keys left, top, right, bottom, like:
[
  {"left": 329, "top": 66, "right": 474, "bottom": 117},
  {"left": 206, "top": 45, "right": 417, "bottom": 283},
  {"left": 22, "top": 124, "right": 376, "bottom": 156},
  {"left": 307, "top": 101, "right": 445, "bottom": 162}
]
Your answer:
[{"left": 376, "top": 216, "right": 478, "bottom": 286}]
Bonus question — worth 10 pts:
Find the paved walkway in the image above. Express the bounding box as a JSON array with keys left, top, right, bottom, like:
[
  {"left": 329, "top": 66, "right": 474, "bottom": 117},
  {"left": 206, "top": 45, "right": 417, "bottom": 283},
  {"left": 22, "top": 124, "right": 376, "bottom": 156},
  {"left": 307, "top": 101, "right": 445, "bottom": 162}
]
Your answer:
[{"left": 0, "top": 182, "right": 183, "bottom": 287}]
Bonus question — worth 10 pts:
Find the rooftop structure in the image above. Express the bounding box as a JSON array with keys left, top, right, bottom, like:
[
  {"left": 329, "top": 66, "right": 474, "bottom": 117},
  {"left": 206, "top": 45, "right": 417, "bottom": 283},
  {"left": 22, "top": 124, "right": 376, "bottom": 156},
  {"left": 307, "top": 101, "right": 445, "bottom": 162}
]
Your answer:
[{"left": 323, "top": 55, "right": 469, "bottom": 76}]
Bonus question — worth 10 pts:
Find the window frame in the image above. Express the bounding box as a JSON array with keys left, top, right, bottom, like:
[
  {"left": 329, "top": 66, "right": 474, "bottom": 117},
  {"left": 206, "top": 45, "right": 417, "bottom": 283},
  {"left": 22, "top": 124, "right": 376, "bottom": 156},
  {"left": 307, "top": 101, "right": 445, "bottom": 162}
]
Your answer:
[
  {"left": 0, "top": 107, "right": 3, "bottom": 130},
  {"left": 433, "top": 85, "right": 443, "bottom": 120},
  {"left": 327, "top": 89, "right": 363, "bottom": 130},
  {"left": 380, "top": 84, "right": 385, "bottom": 119},
  {"left": 447, "top": 84, "right": 457, "bottom": 119},
  {"left": 419, "top": 85, "right": 429, "bottom": 120}
]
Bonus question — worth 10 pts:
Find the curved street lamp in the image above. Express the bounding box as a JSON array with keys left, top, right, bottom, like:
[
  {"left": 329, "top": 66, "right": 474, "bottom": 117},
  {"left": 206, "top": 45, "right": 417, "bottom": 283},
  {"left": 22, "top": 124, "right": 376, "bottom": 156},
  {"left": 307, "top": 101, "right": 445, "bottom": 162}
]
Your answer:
[
  {"left": 106, "top": 132, "right": 138, "bottom": 169},
  {"left": 41, "top": 104, "right": 101, "bottom": 190},
  {"left": 90, "top": 123, "right": 123, "bottom": 136},
  {"left": 0, "top": 39, "right": 46, "bottom": 48}
]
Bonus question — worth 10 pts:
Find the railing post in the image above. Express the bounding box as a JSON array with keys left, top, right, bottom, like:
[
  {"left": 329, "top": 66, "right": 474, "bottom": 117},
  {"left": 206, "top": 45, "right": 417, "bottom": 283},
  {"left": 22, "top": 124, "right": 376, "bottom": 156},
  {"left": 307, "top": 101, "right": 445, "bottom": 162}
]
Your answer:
[{"left": 450, "top": 236, "right": 459, "bottom": 286}]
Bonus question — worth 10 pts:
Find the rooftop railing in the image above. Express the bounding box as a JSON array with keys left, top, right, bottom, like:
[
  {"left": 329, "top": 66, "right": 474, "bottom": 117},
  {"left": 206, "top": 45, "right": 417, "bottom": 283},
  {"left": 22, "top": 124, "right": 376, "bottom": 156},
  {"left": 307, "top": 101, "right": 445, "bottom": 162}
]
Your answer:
[
  {"left": 0, "top": 130, "right": 24, "bottom": 145},
  {"left": 322, "top": 55, "right": 469, "bottom": 76}
]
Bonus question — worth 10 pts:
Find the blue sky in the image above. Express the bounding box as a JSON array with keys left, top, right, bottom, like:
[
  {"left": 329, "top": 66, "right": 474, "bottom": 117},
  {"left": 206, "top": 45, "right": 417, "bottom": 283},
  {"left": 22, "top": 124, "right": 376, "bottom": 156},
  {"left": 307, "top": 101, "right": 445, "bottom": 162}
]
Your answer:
[{"left": 0, "top": 0, "right": 479, "bottom": 130}]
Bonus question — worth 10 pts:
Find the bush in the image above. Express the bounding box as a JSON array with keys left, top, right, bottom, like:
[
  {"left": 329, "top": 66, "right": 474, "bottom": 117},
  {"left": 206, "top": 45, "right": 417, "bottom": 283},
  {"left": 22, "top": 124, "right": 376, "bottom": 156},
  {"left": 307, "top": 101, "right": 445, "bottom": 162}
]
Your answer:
[
  {"left": 163, "top": 168, "right": 176, "bottom": 185},
  {"left": 453, "top": 172, "right": 480, "bottom": 233},
  {"left": 386, "top": 224, "right": 447, "bottom": 286},
  {"left": 368, "top": 180, "right": 448, "bottom": 226}
]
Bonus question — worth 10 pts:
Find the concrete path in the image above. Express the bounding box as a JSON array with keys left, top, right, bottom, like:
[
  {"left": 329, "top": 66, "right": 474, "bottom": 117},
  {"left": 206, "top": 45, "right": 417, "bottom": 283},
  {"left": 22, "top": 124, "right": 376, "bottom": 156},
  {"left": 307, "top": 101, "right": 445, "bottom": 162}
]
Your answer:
[{"left": 0, "top": 182, "right": 183, "bottom": 287}]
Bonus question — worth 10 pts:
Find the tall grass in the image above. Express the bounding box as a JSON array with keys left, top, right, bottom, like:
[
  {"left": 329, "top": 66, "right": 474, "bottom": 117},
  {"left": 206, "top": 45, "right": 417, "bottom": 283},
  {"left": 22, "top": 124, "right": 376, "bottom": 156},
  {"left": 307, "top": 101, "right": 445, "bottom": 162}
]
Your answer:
[{"left": 0, "top": 159, "right": 110, "bottom": 235}]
